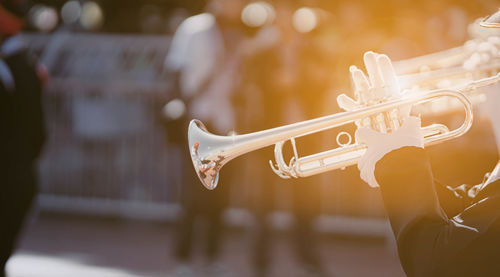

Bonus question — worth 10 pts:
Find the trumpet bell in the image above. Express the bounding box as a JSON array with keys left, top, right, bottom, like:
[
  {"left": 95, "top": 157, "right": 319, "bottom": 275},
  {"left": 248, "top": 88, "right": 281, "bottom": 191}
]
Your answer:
[{"left": 188, "top": 120, "right": 222, "bottom": 190}]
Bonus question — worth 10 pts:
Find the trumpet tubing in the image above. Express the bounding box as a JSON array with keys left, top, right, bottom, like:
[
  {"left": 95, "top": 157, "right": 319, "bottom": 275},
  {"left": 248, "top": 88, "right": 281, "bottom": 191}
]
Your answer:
[
  {"left": 398, "top": 61, "right": 500, "bottom": 90},
  {"left": 272, "top": 123, "right": 451, "bottom": 179},
  {"left": 393, "top": 44, "right": 474, "bottom": 75},
  {"left": 393, "top": 36, "right": 500, "bottom": 76},
  {"left": 189, "top": 87, "right": 479, "bottom": 190},
  {"left": 393, "top": 36, "right": 500, "bottom": 92}
]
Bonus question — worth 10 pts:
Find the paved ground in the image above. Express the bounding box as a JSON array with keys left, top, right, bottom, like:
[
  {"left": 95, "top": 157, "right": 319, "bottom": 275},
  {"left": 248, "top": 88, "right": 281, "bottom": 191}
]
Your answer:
[{"left": 6, "top": 214, "right": 405, "bottom": 277}]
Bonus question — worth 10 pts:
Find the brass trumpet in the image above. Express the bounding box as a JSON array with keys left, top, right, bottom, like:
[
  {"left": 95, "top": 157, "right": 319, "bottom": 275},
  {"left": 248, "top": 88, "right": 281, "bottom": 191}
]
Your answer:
[
  {"left": 188, "top": 74, "right": 500, "bottom": 190},
  {"left": 187, "top": 13, "right": 500, "bottom": 190},
  {"left": 393, "top": 37, "right": 500, "bottom": 89}
]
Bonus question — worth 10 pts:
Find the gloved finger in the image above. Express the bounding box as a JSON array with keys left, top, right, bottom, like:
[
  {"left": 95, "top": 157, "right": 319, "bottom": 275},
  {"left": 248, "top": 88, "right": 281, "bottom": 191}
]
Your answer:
[
  {"left": 479, "top": 41, "right": 498, "bottom": 58},
  {"left": 464, "top": 40, "right": 476, "bottom": 52},
  {"left": 355, "top": 127, "right": 381, "bottom": 144},
  {"left": 477, "top": 41, "right": 494, "bottom": 53},
  {"left": 398, "top": 105, "right": 411, "bottom": 119},
  {"left": 358, "top": 147, "right": 374, "bottom": 174},
  {"left": 476, "top": 43, "right": 490, "bottom": 62},
  {"left": 464, "top": 52, "right": 483, "bottom": 70},
  {"left": 488, "top": 36, "right": 500, "bottom": 50},
  {"left": 395, "top": 116, "right": 424, "bottom": 148},
  {"left": 397, "top": 89, "right": 413, "bottom": 118},
  {"left": 357, "top": 149, "right": 370, "bottom": 176},
  {"left": 364, "top": 51, "right": 385, "bottom": 89},
  {"left": 337, "top": 93, "right": 359, "bottom": 111},
  {"left": 400, "top": 116, "right": 422, "bottom": 131},
  {"left": 350, "top": 66, "right": 371, "bottom": 103},
  {"left": 489, "top": 44, "right": 499, "bottom": 58},
  {"left": 359, "top": 161, "right": 379, "bottom": 188},
  {"left": 377, "top": 54, "right": 400, "bottom": 98}
]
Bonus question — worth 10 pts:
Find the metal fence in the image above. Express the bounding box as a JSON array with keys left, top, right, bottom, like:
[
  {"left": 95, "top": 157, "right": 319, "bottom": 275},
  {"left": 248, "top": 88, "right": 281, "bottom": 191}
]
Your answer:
[{"left": 26, "top": 33, "right": 180, "bottom": 218}]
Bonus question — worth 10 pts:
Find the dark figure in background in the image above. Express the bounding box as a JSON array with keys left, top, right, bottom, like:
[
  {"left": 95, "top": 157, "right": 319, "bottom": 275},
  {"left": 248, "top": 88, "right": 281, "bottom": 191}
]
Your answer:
[
  {"left": 162, "top": 0, "right": 246, "bottom": 275},
  {"left": 0, "top": 1, "right": 46, "bottom": 276},
  {"left": 291, "top": 9, "right": 336, "bottom": 274},
  {"left": 240, "top": 2, "right": 326, "bottom": 275}
]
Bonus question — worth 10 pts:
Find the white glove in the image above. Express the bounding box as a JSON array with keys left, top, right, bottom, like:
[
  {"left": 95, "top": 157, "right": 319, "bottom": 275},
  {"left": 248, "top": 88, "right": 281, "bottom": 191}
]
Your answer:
[
  {"left": 356, "top": 117, "right": 424, "bottom": 188},
  {"left": 337, "top": 51, "right": 410, "bottom": 128},
  {"left": 336, "top": 51, "right": 424, "bottom": 187}
]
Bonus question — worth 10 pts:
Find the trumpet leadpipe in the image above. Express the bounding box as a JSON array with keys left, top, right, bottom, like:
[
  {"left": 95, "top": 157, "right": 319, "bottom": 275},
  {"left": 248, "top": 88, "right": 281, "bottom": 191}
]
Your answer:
[
  {"left": 457, "top": 72, "right": 500, "bottom": 93},
  {"left": 398, "top": 62, "right": 500, "bottom": 90},
  {"left": 393, "top": 45, "right": 473, "bottom": 75}
]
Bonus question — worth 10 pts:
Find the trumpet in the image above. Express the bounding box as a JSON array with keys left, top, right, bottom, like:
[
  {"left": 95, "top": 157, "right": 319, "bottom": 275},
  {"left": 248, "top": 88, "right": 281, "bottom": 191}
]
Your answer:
[
  {"left": 393, "top": 37, "right": 500, "bottom": 90},
  {"left": 187, "top": 13, "right": 500, "bottom": 190},
  {"left": 188, "top": 74, "right": 500, "bottom": 190}
]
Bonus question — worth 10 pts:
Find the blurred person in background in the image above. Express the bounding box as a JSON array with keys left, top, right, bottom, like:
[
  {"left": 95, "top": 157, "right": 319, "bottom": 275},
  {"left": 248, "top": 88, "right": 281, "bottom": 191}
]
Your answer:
[
  {"left": 0, "top": 0, "right": 46, "bottom": 276},
  {"left": 240, "top": 1, "right": 326, "bottom": 275},
  {"left": 291, "top": 4, "right": 336, "bottom": 276},
  {"left": 162, "top": 0, "right": 246, "bottom": 275}
]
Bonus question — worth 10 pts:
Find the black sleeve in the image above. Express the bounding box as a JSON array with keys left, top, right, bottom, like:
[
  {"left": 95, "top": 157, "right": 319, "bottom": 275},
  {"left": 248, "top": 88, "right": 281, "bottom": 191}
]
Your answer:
[
  {"left": 434, "top": 180, "right": 473, "bottom": 218},
  {"left": 374, "top": 146, "right": 496, "bottom": 276},
  {"left": 5, "top": 51, "right": 46, "bottom": 161}
]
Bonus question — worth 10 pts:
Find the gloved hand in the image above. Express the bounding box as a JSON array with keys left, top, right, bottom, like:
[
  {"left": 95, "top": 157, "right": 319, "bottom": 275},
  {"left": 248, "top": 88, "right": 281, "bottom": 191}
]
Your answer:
[
  {"left": 337, "top": 51, "right": 410, "bottom": 129},
  {"left": 337, "top": 51, "right": 424, "bottom": 187},
  {"left": 356, "top": 117, "right": 424, "bottom": 187}
]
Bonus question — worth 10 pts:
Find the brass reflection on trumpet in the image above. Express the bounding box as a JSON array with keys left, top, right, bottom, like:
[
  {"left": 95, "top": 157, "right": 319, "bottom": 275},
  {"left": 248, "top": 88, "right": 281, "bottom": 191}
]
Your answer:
[
  {"left": 188, "top": 14, "right": 500, "bottom": 190},
  {"left": 188, "top": 73, "right": 500, "bottom": 190}
]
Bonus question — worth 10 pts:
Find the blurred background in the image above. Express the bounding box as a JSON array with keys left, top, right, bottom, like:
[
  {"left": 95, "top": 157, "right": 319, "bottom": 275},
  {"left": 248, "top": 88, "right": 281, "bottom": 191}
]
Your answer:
[{"left": 5, "top": 0, "right": 500, "bottom": 276}]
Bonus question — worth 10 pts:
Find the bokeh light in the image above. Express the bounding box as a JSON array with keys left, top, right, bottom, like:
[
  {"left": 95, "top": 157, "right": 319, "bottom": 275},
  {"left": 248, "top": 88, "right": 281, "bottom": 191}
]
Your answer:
[
  {"left": 241, "top": 1, "right": 275, "bottom": 28},
  {"left": 30, "top": 5, "right": 59, "bottom": 32},
  {"left": 292, "top": 7, "right": 318, "bottom": 33},
  {"left": 61, "top": 0, "right": 82, "bottom": 25},
  {"left": 80, "top": 1, "right": 104, "bottom": 30},
  {"left": 162, "top": 99, "right": 186, "bottom": 120}
]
